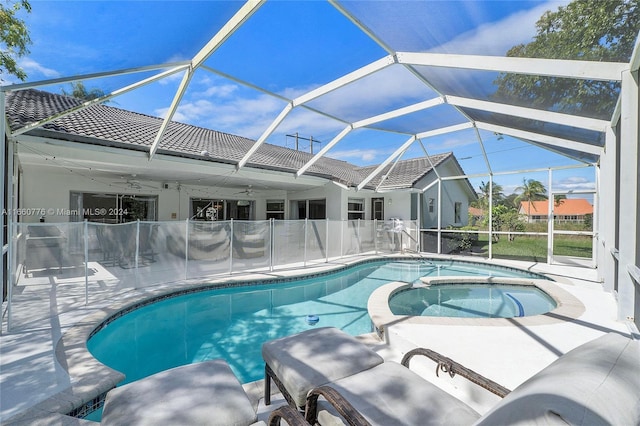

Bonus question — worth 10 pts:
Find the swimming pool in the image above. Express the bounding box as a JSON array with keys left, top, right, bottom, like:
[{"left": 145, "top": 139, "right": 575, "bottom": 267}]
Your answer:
[{"left": 87, "top": 258, "right": 549, "bottom": 391}]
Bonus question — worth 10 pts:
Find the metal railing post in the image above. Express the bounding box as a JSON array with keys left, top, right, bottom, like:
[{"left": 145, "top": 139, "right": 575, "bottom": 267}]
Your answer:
[
  {"left": 135, "top": 220, "right": 140, "bottom": 288},
  {"left": 340, "top": 220, "right": 344, "bottom": 258},
  {"left": 84, "top": 220, "right": 89, "bottom": 305},
  {"left": 325, "top": 218, "right": 329, "bottom": 263},
  {"left": 269, "top": 218, "right": 274, "bottom": 272},
  {"left": 6, "top": 220, "right": 14, "bottom": 332},
  {"left": 303, "top": 218, "right": 308, "bottom": 267},
  {"left": 184, "top": 219, "right": 189, "bottom": 279},
  {"left": 437, "top": 180, "right": 442, "bottom": 254},
  {"left": 229, "top": 219, "right": 234, "bottom": 274},
  {"left": 374, "top": 219, "right": 378, "bottom": 254}
]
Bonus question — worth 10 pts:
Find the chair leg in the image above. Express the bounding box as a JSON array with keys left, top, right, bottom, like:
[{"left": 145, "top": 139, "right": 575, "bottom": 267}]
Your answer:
[{"left": 264, "top": 365, "right": 271, "bottom": 405}]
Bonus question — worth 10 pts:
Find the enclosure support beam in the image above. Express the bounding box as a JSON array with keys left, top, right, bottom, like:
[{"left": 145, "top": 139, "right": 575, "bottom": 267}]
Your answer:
[
  {"left": 547, "top": 169, "right": 554, "bottom": 265},
  {"left": 488, "top": 176, "right": 493, "bottom": 259},
  {"left": 447, "top": 96, "right": 610, "bottom": 133},
  {"left": 616, "top": 69, "right": 639, "bottom": 323},
  {"left": 297, "top": 125, "right": 353, "bottom": 177},
  {"left": 357, "top": 135, "right": 416, "bottom": 191},
  {"left": 296, "top": 96, "right": 445, "bottom": 178},
  {"left": 12, "top": 65, "right": 189, "bottom": 137},
  {"left": 397, "top": 52, "right": 627, "bottom": 82},
  {"left": 150, "top": 0, "right": 265, "bottom": 160},
  {"left": 476, "top": 122, "right": 603, "bottom": 157},
  {"left": 293, "top": 56, "right": 395, "bottom": 107},
  {"left": 598, "top": 126, "right": 618, "bottom": 293},
  {"left": 5, "top": 136, "right": 14, "bottom": 331},
  {"left": 238, "top": 103, "right": 294, "bottom": 170},
  {"left": 375, "top": 150, "right": 405, "bottom": 192},
  {"left": 0, "top": 91, "right": 5, "bottom": 309},
  {"left": 241, "top": 55, "right": 395, "bottom": 170}
]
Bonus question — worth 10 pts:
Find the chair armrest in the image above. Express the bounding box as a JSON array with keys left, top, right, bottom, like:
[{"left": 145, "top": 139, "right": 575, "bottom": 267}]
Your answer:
[
  {"left": 401, "top": 348, "right": 511, "bottom": 398},
  {"left": 305, "top": 385, "right": 371, "bottom": 426},
  {"left": 267, "top": 405, "right": 310, "bottom": 426}
]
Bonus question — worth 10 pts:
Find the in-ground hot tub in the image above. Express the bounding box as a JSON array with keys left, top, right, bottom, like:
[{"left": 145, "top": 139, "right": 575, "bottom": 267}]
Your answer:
[
  {"left": 368, "top": 276, "right": 585, "bottom": 335},
  {"left": 389, "top": 282, "right": 557, "bottom": 318}
]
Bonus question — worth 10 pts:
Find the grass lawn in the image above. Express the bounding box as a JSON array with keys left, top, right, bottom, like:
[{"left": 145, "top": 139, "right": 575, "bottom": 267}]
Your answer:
[{"left": 473, "top": 234, "right": 592, "bottom": 261}]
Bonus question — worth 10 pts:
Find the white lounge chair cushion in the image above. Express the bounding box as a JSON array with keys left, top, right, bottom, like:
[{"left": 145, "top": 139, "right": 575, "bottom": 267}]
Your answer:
[
  {"left": 475, "top": 332, "right": 640, "bottom": 426},
  {"left": 101, "top": 359, "right": 258, "bottom": 426},
  {"left": 262, "top": 327, "right": 384, "bottom": 407},
  {"left": 316, "top": 361, "right": 482, "bottom": 426}
]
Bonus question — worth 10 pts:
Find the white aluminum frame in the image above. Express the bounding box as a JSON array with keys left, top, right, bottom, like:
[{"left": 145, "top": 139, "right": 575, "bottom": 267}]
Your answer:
[{"left": 2, "top": 0, "right": 639, "bottom": 328}]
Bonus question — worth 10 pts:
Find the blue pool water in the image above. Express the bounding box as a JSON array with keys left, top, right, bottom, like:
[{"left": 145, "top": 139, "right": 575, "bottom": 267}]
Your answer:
[
  {"left": 87, "top": 259, "right": 548, "bottom": 388},
  {"left": 389, "top": 284, "right": 556, "bottom": 318}
]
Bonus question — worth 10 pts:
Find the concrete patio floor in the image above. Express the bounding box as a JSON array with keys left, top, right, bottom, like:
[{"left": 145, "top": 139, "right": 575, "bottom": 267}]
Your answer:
[{"left": 1, "top": 254, "right": 637, "bottom": 424}]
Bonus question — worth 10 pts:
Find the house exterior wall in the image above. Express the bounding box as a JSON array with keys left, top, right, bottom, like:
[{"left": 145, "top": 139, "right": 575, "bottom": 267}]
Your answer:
[
  {"left": 415, "top": 160, "right": 473, "bottom": 229},
  {"left": 17, "top": 161, "right": 408, "bottom": 223},
  {"left": 15, "top": 141, "right": 471, "bottom": 228}
]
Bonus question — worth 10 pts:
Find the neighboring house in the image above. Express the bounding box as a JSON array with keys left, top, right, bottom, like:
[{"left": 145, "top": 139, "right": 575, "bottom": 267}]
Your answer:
[
  {"left": 518, "top": 199, "right": 593, "bottom": 223},
  {"left": 468, "top": 207, "right": 485, "bottom": 226},
  {"left": 5, "top": 89, "right": 476, "bottom": 230}
]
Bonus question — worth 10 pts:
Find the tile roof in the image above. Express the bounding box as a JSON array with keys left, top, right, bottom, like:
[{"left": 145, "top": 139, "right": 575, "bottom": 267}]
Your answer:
[
  {"left": 356, "top": 154, "right": 451, "bottom": 189},
  {"left": 6, "top": 89, "right": 456, "bottom": 190},
  {"left": 519, "top": 199, "right": 593, "bottom": 216}
]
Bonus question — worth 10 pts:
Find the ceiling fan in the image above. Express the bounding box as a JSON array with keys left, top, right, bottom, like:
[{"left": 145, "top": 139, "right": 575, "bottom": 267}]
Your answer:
[
  {"left": 112, "top": 175, "right": 157, "bottom": 190},
  {"left": 234, "top": 185, "right": 255, "bottom": 197}
]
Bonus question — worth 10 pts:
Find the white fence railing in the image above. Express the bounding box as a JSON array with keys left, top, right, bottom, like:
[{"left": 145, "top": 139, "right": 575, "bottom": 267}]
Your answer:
[{"left": 4, "top": 219, "right": 419, "bottom": 330}]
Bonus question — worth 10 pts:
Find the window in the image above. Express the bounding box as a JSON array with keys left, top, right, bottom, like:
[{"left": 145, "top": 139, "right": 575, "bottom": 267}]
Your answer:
[
  {"left": 226, "top": 200, "right": 253, "bottom": 220},
  {"left": 266, "top": 200, "right": 284, "bottom": 220},
  {"left": 191, "top": 199, "right": 224, "bottom": 221},
  {"left": 428, "top": 198, "right": 435, "bottom": 213},
  {"left": 291, "top": 199, "right": 326, "bottom": 219},
  {"left": 454, "top": 202, "right": 462, "bottom": 223},
  {"left": 70, "top": 192, "right": 158, "bottom": 223},
  {"left": 191, "top": 198, "right": 254, "bottom": 221},
  {"left": 348, "top": 198, "right": 365, "bottom": 220},
  {"left": 308, "top": 199, "right": 326, "bottom": 219},
  {"left": 371, "top": 198, "right": 384, "bottom": 220}
]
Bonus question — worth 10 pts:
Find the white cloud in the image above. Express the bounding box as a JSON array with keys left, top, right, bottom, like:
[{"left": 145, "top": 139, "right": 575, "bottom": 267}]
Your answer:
[
  {"left": 554, "top": 176, "right": 596, "bottom": 192},
  {"left": 155, "top": 76, "right": 352, "bottom": 140},
  {"left": 157, "top": 71, "right": 186, "bottom": 86},
  {"left": 19, "top": 57, "right": 60, "bottom": 78},
  {"left": 428, "top": 135, "right": 477, "bottom": 151},
  {"left": 432, "top": 1, "right": 570, "bottom": 55},
  {"left": 329, "top": 149, "right": 381, "bottom": 163},
  {"left": 306, "top": 66, "right": 433, "bottom": 121}
]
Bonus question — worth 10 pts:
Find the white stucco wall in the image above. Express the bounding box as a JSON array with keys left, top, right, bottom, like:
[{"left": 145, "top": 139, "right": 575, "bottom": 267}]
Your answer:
[
  {"left": 416, "top": 159, "right": 475, "bottom": 229},
  {"left": 15, "top": 141, "right": 472, "bottom": 227}
]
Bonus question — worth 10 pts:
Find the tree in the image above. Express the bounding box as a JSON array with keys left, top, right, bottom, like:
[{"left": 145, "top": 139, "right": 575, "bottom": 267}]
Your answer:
[
  {"left": 515, "top": 178, "right": 547, "bottom": 221},
  {"left": 502, "top": 193, "right": 520, "bottom": 209},
  {"left": 0, "top": 0, "right": 31, "bottom": 82},
  {"left": 554, "top": 194, "right": 567, "bottom": 207},
  {"left": 61, "top": 81, "right": 107, "bottom": 101},
  {"left": 472, "top": 180, "right": 504, "bottom": 211},
  {"left": 484, "top": 204, "right": 524, "bottom": 242},
  {"left": 493, "top": 0, "right": 640, "bottom": 118}
]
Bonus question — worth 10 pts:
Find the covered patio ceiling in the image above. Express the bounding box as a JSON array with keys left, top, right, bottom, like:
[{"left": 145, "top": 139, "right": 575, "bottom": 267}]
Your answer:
[{"left": 2, "top": 0, "right": 639, "bottom": 193}]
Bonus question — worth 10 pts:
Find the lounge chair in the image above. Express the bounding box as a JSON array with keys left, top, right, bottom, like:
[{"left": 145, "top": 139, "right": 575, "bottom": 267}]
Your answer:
[
  {"left": 262, "top": 327, "right": 385, "bottom": 411},
  {"left": 100, "top": 358, "right": 308, "bottom": 425},
  {"left": 263, "top": 329, "right": 639, "bottom": 425}
]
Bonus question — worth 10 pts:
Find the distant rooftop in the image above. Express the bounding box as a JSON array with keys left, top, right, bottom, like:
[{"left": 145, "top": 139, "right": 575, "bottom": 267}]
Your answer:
[{"left": 520, "top": 199, "right": 593, "bottom": 215}]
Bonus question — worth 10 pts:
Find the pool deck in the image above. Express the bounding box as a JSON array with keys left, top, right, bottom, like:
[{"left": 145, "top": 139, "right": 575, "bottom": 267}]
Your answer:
[{"left": 1, "top": 253, "right": 637, "bottom": 424}]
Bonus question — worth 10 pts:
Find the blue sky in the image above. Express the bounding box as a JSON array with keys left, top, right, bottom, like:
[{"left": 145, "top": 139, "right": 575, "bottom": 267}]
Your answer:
[{"left": 12, "top": 0, "right": 599, "bottom": 197}]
